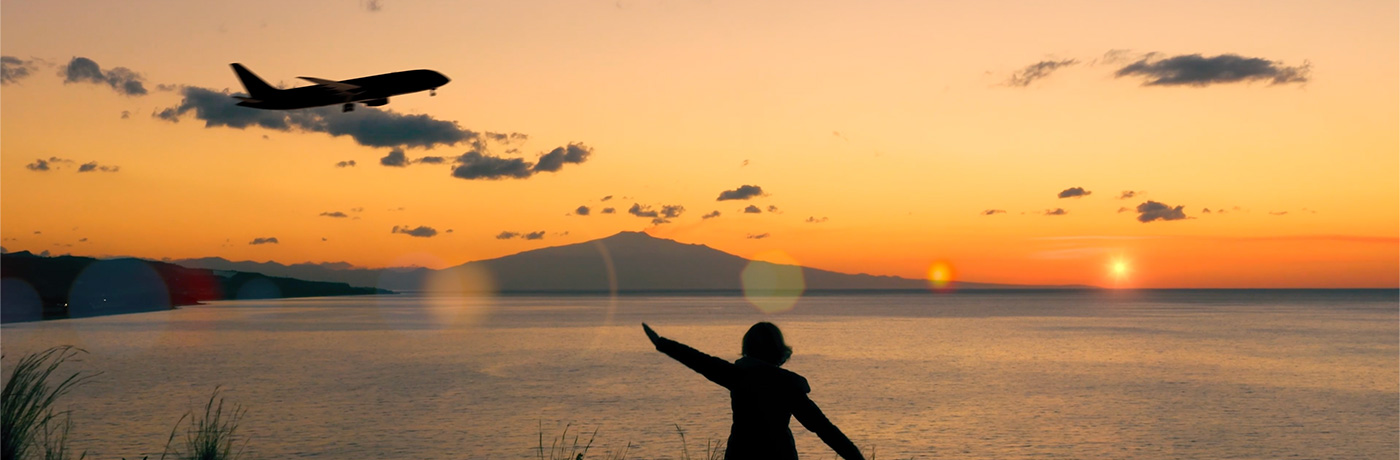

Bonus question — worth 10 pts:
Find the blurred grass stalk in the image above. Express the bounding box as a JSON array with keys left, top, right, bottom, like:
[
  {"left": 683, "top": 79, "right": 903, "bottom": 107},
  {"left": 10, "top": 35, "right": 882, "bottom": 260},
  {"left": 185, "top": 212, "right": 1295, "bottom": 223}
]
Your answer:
[
  {"left": 1, "top": 345, "right": 97, "bottom": 460},
  {"left": 159, "top": 386, "right": 247, "bottom": 460}
]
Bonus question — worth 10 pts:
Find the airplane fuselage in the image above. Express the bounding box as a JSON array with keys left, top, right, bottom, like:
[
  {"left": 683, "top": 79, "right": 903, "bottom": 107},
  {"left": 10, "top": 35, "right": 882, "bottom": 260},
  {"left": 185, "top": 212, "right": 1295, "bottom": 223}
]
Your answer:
[{"left": 231, "top": 66, "right": 449, "bottom": 111}]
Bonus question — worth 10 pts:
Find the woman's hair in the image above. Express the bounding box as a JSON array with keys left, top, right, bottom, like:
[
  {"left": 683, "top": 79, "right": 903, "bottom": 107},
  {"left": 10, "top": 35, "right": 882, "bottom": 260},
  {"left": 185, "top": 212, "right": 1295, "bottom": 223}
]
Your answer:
[{"left": 741, "top": 322, "right": 793, "bottom": 366}]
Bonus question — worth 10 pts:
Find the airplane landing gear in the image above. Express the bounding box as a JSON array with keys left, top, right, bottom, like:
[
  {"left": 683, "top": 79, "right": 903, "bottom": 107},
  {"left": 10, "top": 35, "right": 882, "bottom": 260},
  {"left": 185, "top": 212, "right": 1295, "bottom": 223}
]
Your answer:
[
  {"left": 342, "top": 102, "right": 355, "bottom": 113},
  {"left": 430, "top": 88, "right": 437, "bottom": 97}
]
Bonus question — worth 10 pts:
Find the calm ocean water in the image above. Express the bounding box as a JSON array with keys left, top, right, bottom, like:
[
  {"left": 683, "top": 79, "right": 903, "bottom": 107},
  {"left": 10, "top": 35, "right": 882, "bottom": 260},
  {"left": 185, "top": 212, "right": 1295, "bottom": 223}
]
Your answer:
[{"left": 1, "top": 290, "right": 1395, "bottom": 459}]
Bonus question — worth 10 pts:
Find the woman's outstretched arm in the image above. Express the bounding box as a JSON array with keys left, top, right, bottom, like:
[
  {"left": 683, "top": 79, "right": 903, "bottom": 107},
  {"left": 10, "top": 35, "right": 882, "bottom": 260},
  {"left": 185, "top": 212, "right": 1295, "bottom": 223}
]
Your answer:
[
  {"left": 643, "top": 323, "right": 738, "bottom": 389},
  {"left": 792, "top": 394, "right": 865, "bottom": 460}
]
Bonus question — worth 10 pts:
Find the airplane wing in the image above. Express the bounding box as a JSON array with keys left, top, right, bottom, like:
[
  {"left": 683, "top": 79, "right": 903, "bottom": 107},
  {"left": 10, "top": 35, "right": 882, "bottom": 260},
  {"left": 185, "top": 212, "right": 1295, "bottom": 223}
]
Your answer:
[{"left": 298, "top": 76, "right": 362, "bottom": 95}]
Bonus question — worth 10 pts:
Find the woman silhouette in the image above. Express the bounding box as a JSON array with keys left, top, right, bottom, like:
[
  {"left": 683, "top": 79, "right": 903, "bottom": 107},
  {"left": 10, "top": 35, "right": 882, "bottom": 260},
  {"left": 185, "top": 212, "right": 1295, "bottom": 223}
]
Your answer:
[{"left": 643, "top": 322, "right": 865, "bottom": 460}]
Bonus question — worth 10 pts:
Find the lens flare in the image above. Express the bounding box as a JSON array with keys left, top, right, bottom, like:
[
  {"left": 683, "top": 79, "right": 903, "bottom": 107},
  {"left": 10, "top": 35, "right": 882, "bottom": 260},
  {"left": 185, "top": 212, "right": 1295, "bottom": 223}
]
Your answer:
[
  {"left": 742, "top": 250, "right": 805, "bottom": 314},
  {"left": 927, "top": 261, "right": 956, "bottom": 292},
  {"left": 376, "top": 252, "right": 496, "bottom": 332}
]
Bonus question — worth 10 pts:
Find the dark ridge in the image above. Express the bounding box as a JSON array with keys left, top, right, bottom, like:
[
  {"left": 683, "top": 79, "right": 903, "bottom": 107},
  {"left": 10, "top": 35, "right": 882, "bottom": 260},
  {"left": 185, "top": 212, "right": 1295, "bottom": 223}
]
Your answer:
[{"left": 1, "top": 251, "right": 391, "bottom": 323}]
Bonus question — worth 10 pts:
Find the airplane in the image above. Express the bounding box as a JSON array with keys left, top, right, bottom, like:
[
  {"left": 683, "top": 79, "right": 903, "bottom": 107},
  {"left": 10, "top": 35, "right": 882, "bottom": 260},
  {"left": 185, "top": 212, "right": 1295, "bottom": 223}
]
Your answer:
[{"left": 229, "top": 63, "right": 450, "bottom": 112}]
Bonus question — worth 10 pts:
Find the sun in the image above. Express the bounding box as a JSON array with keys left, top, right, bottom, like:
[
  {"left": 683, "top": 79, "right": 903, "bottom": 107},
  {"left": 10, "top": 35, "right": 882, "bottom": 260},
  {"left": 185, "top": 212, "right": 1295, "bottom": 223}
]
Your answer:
[{"left": 1110, "top": 258, "right": 1131, "bottom": 281}]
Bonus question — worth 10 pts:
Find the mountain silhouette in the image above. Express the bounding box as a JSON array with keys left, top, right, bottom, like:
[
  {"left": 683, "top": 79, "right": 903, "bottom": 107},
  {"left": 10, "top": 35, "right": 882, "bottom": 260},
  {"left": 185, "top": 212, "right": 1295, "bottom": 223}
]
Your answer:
[
  {"left": 174, "top": 231, "right": 1087, "bottom": 292},
  {"left": 1, "top": 251, "right": 390, "bottom": 322}
]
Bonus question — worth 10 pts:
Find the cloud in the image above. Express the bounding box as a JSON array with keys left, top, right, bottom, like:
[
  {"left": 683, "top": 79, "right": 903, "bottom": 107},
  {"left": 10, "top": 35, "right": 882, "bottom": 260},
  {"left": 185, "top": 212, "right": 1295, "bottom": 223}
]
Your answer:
[
  {"left": 320, "top": 211, "right": 349, "bottom": 218},
  {"left": 601, "top": 195, "right": 613, "bottom": 202},
  {"left": 717, "top": 185, "right": 764, "bottom": 201},
  {"left": 1118, "top": 190, "right": 1140, "bottom": 199},
  {"left": 628, "top": 204, "right": 659, "bottom": 218},
  {"left": 981, "top": 209, "right": 1006, "bottom": 215},
  {"left": 335, "top": 160, "right": 357, "bottom": 168},
  {"left": 1117, "top": 207, "right": 1131, "bottom": 213},
  {"left": 743, "top": 205, "right": 762, "bottom": 214},
  {"left": 496, "top": 230, "right": 545, "bottom": 240},
  {"left": 76, "top": 162, "right": 119, "bottom": 173},
  {"left": 451, "top": 151, "right": 532, "bottom": 179},
  {"left": 380, "top": 149, "right": 408, "bottom": 167},
  {"left": 249, "top": 237, "right": 279, "bottom": 245},
  {"left": 364, "top": 0, "right": 382, "bottom": 11},
  {"left": 575, "top": 206, "right": 591, "bottom": 216},
  {"left": 415, "top": 156, "right": 447, "bottom": 164},
  {"left": 1269, "top": 211, "right": 1289, "bottom": 216},
  {"left": 601, "top": 207, "right": 616, "bottom": 214},
  {"left": 121, "top": 110, "right": 131, "bottom": 119},
  {"left": 1136, "top": 201, "right": 1188, "bottom": 222},
  {"left": 1045, "top": 208, "right": 1068, "bottom": 216},
  {"left": 1006, "top": 59, "right": 1077, "bottom": 87},
  {"left": 533, "top": 143, "right": 592, "bottom": 173},
  {"left": 703, "top": 211, "right": 722, "bottom": 220},
  {"left": 156, "top": 86, "right": 485, "bottom": 149},
  {"left": 650, "top": 218, "right": 671, "bottom": 225},
  {"left": 25, "top": 159, "right": 51, "bottom": 171},
  {"left": 1058, "top": 187, "right": 1091, "bottom": 198},
  {"left": 1202, "top": 208, "right": 1213, "bottom": 214},
  {"left": 805, "top": 216, "right": 829, "bottom": 223},
  {"left": 1, "top": 56, "right": 36, "bottom": 84},
  {"left": 1115, "top": 53, "right": 1309, "bottom": 87},
  {"left": 747, "top": 233, "right": 770, "bottom": 239},
  {"left": 661, "top": 205, "right": 685, "bottom": 218},
  {"left": 62, "top": 57, "right": 147, "bottom": 96},
  {"left": 391, "top": 225, "right": 438, "bottom": 238}
]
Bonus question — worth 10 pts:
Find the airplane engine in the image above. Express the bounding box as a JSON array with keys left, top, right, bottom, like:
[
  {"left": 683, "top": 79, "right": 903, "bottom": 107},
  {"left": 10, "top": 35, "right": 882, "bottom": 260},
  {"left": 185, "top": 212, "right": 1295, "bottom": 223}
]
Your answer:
[{"left": 364, "top": 98, "right": 389, "bottom": 107}]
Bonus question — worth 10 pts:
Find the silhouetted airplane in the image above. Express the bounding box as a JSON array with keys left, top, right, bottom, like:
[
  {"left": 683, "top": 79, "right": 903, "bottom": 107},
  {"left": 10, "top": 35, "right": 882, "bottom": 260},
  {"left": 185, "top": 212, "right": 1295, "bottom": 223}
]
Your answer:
[{"left": 230, "top": 63, "right": 450, "bottom": 112}]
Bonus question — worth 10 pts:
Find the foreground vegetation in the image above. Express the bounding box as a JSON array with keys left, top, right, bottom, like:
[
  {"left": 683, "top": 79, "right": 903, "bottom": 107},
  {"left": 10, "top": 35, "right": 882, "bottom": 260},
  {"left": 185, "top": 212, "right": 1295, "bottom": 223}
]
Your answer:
[
  {"left": 4, "top": 346, "right": 898, "bottom": 459},
  {"left": 1, "top": 346, "right": 246, "bottom": 460}
]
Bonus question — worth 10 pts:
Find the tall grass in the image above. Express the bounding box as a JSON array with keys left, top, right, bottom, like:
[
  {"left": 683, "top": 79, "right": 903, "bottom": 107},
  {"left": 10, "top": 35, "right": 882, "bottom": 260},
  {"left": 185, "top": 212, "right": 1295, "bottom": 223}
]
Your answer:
[
  {"left": 158, "top": 387, "right": 247, "bottom": 460},
  {"left": 1, "top": 345, "right": 97, "bottom": 460},
  {"left": 537, "top": 422, "right": 632, "bottom": 460},
  {"left": 673, "top": 424, "right": 724, "bottom": 460}
]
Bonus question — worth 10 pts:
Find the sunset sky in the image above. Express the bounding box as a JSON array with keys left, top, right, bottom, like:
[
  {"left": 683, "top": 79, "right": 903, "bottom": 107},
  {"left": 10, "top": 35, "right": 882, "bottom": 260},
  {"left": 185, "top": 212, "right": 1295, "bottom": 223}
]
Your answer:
[{"left": 2, "top": 0, "right": 1396, "bottom": 288}]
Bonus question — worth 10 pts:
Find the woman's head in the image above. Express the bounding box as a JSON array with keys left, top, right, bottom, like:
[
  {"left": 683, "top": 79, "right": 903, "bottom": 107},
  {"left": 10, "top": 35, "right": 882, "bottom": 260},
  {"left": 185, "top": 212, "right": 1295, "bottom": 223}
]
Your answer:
[{"left": 741, "top": 322, "right": 793, "bottom": 366}]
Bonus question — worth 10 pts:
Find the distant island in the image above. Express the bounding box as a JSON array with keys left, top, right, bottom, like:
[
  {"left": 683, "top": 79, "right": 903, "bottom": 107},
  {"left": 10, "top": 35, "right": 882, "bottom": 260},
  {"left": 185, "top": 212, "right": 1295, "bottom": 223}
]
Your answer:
[
  {"left": 0, "top": 251, "right": 392, "bottom": 323},
  {"left": 171, "top": 231, "right": 1094, "bottom": 293}
]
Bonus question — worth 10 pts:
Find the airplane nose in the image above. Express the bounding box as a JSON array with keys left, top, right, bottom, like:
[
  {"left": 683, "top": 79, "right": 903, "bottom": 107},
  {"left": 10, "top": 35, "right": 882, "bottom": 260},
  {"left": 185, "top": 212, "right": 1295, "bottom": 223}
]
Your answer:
[{"left": 435, "top": 72, "right": 451, "bottom": 86}]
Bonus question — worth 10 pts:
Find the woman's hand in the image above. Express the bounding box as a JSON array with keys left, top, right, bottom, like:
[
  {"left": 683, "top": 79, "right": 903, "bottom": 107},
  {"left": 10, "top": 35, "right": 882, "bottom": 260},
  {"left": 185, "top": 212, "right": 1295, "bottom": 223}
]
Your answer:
[{"left": 642, "top": 323, "right": 661, "bottom": 345}]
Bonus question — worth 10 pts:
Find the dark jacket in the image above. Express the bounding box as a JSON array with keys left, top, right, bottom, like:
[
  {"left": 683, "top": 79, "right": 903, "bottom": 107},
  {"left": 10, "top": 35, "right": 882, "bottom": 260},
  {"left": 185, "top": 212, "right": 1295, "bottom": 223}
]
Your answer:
[{"left": 653, "top": 335, "right": 865, "bottom": 460}]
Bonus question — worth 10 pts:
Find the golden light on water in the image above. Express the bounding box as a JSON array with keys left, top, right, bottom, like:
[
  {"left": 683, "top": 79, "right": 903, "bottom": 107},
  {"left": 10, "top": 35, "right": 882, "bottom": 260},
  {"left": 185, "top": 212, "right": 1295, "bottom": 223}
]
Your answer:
[
  {"left": 927, "top": 261, "right": 956, "bottom": 291},
  {"left": 741, "top": 250, "right": 805, "bottom": 314}
]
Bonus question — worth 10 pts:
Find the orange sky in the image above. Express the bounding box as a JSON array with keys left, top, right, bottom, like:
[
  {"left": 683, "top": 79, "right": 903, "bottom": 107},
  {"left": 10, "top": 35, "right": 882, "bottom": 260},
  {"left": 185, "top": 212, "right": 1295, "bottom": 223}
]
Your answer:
[{"left": 2, "top": 0, "right": 1396, "bottom": 288}]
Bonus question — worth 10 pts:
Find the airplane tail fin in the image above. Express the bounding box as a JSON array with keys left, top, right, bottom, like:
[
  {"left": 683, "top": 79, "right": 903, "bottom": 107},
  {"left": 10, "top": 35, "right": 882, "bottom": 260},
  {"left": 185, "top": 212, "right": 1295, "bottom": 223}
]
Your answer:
[{"left": 230, "top": 63, "right": 277, "bottom": 98}]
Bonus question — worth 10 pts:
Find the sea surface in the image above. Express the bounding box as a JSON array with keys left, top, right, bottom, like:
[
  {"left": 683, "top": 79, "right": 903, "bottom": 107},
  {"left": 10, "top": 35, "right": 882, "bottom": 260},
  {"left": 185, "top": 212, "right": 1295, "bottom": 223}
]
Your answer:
[{"left": 1, "top": 290, "right": 1396, "bottom": 459}]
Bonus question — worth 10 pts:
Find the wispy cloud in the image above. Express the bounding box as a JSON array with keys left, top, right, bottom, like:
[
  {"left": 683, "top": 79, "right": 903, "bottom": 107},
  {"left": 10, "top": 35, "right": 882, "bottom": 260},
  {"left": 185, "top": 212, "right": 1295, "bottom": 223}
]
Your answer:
[
  {"left": 717, "top": 185, "right": 764, "bottom": 201},
  {"left": 1115, "top": 53, "right": 1309, "bottom": 87},
  {"left": 1058, "top": 187, "right": 1091, "bottom": 198},
  {"left": 1136, "top": 201, "right": 1188, "bottom": 222},
  {"left": 1, "top": 56, "right": 37, "bottom": 85},
  {"left": 249, "top": 237, "right": 279, "bottom": 245},
  {"left": 76, "top": 162, "right": 119, "bottom": 173},
  {"left": 63, "top": 57, "right": 147, "bottom": 96},
  {"left": 1005, "top": 59, "right": 1077, "bottom": 87},
  {"left": 391, "top": 225, "right": 438, "bottom": 238}
]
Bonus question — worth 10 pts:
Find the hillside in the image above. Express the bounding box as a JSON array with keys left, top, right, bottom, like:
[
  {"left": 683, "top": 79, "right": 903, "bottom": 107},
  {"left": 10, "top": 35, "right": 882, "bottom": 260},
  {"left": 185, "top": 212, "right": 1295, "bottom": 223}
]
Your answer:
[{"left": 174, "top": 231, "right": 1088, "bottom": 292}]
